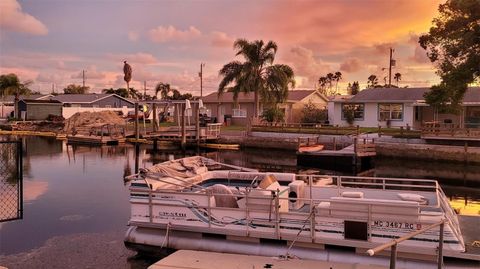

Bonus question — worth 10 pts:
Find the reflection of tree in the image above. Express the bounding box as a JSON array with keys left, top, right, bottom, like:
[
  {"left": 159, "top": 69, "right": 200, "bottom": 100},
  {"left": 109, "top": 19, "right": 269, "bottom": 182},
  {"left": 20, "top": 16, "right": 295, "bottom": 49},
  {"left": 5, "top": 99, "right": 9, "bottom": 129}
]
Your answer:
[{"left": 0, "top": 143, "right": 19, "bottom": 185}]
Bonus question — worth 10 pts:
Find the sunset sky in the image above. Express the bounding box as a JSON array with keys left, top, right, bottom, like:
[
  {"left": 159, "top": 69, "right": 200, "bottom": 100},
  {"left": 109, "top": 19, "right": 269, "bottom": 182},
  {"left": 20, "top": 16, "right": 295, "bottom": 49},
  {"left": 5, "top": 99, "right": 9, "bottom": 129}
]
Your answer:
[{"left": 0, "top": 0, "right": 443, "bottom": 96}]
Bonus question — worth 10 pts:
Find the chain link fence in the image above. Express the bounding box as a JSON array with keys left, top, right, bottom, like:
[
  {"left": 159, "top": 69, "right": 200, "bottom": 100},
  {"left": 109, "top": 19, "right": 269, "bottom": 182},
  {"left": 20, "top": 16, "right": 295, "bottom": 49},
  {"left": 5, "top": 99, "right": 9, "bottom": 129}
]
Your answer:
[{"left": 0, "top": 141, "right": 23, "bottom": 222}]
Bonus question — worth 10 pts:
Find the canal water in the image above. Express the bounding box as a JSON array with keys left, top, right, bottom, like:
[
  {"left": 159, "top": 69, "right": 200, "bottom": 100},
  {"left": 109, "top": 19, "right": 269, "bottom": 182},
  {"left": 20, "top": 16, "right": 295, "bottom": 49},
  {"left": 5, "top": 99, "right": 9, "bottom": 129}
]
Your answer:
[{"left": 0, "top": 136, "right": 479, "bottom": 268}]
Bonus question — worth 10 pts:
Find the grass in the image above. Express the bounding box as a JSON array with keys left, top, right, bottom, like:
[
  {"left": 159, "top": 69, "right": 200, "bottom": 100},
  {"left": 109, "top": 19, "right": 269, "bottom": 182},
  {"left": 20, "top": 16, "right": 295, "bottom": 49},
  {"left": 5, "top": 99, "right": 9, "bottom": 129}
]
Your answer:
[
  {"left": 251, "top": 125, "right": 421, "bottom": 138},
  {"left": 221, "top": 125, "right": 246, "bottom": 131}
]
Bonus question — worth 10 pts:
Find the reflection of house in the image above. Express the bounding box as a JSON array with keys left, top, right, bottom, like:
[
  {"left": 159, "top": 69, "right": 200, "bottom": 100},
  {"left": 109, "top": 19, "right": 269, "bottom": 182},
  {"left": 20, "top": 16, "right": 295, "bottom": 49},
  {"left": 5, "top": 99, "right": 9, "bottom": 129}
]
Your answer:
[
  {"left": 18, "top": 99, "right": 63, "bottom": 120},
  {"left": 328, "top": 87, "right": 480, "bottom": 129},
  {"left": 202, "top": 90, "right": 328, "bottom": 125},
  {"left": 49, "top": 94, "right": 135, "bottom": 119}
]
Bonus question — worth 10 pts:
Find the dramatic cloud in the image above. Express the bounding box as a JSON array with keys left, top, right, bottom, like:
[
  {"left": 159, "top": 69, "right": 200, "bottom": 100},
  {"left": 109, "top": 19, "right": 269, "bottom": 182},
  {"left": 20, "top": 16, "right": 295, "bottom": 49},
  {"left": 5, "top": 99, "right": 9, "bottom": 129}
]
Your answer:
[
  {"left": 128, "top": 31, "right": 139, "bottom": 42},
  {"left": 340, "top": 58, "right": 361, "bottom": 73},
  {"left": 0, "top": 0, "right": 48, "bottom": 35},
  {"left": 210, "top": 31, "right": 235, "bottom": 48},
  {"left": 282, "top": 46, "right": 331, "bottom": 87},
  {"left": 408, "top": 33, "right": 430, "bottom": 64},
  {"left": 148, "top": 25, "right": 201, "bottom": 43}
]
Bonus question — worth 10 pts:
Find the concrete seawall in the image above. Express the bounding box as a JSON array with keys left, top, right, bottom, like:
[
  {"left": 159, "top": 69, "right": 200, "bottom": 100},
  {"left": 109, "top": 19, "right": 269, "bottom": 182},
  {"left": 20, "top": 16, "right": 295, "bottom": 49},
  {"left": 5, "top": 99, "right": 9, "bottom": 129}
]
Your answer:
[{"left": 376, "top": 142, "right": 480, "bottom": 164}]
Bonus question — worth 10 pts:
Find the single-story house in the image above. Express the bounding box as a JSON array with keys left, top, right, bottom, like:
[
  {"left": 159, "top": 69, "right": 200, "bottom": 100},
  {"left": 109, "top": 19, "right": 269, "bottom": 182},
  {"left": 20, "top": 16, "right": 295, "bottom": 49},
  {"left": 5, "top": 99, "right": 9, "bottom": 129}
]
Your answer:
[
  {"left": 48, "top": 94, "right": 135, "bottom": 119},
  {"left": 0, "top": 94, "right": 52, "bottom": 118},
  {"left": 202, "top": 90, "right": 328, "bottom": 125},
  {"left": 328, "top": 87, "right": 480, "bottom": 129},
  {"left": 18, "top": 99, "right": 63, "bottom": 120}
]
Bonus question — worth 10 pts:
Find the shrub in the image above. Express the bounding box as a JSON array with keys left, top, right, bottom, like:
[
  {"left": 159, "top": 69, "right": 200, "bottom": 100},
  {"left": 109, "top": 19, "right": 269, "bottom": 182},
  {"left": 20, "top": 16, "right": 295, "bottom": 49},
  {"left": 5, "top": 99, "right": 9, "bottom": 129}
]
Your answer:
[
  {"left": 261, "top": 107, "right": 285, "bottom": 123},
  {"left": 301, "top": 101, "right": 328, "bottom": 123}
]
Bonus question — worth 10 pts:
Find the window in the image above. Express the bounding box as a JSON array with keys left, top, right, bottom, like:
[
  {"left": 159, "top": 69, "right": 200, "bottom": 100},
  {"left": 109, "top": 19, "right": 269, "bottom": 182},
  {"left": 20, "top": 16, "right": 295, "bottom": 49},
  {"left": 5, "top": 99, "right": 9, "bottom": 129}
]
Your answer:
[
  {"left": 378, "top": 103, "right": 403, "bottom": 121},
  {"left": 233, "top": 108, "right": 247, "bottom": 118},
  {"left": 341, "top": 103, "right": 364, "bottom": 120}
]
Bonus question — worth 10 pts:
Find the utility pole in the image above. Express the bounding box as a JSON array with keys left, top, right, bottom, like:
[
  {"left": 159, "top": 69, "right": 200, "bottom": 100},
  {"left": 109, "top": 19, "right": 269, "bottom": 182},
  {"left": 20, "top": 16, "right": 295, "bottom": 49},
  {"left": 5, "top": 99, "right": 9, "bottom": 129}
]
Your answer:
[
  {"left": 199, "top": 63, "right": 205, "bottom": 98},
  {"left": 388, "top": 48, "right": 395, "bottom": 87},
  {"left": 144, "top": 81, "right": 147, "bottom": 100},
  {"left": 82, "top": 70, "right": 86, "bottom": 87}
]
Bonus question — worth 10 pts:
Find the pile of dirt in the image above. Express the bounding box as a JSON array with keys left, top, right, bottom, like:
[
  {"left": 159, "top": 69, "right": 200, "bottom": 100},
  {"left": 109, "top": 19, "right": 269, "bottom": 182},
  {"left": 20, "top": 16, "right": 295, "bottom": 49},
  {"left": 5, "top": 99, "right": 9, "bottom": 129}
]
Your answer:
[
  {"left": 12, "top": 121, "right": 64, "bottom": 132},
  {"left": 64, "top": 111, "right": 125, "bottom": 132}
]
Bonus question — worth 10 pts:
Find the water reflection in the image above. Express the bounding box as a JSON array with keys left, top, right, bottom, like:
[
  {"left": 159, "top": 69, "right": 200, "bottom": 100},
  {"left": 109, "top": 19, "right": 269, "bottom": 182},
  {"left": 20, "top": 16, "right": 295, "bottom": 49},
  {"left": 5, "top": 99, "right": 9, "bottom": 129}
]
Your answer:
[{"left": 0, "top": 136, "right": 479, "bottom": 267}]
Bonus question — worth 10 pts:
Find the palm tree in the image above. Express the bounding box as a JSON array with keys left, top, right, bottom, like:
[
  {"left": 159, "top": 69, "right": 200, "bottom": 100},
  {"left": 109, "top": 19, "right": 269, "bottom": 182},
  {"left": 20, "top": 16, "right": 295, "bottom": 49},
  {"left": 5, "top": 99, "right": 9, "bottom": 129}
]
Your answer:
[
  {"left": 154, "top": 82, "right": 171, "bottom": 99},
  {"left": 334, "top": 71, "right": 342, "bottom": 94},
  {"left": 394, "top": 73, "right": 402, "bottom": 86},
  {"left": 367, "top": 75, "right": 379, "bottom": 88},
  {"left": 0, "top": 73, "right": 32, "bottom": 96},
  {"left": 218, "top": 39, "right": 295, "bottom": 117}
]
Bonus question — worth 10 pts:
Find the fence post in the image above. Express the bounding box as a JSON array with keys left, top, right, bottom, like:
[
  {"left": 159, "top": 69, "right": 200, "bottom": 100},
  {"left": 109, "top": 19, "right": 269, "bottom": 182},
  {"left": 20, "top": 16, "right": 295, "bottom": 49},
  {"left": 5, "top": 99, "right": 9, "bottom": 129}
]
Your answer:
[
  {"left": 356, "top": 125, "right": 359, "bottom": 136},
  {"left": 438, "top": 222, "right": 444, "bottom": 269},
  {"left": 333, "top": 137, "right": 337, "bottom": 151},
  {"left": 400, "top": 126, "right": 404, "bottom": 136},
  {"left": 390, "top": 243, "right": 397, "bottom": 269},
  {"left": 378, "top": 126, "right": 382, "bottom": 137}
]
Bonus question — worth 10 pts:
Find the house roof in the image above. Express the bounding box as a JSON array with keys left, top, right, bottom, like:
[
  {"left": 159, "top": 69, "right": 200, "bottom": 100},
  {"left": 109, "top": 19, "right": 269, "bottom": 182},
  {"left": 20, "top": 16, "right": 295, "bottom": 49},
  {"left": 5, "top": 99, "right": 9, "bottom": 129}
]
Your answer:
[
  {"left": 49, "top": 94, "right": 134, "bottom": 104},
  {"left": 19, "top": 99, "right": 62, "bottom": 104},
  {"left": 1, "top": 94, "right": 52, "bottom": 103},
  {"left": 337, "top": 87, "right": 480, "bottom": 103},
  {"left": 202, "top": 90, "right": 325, "bottom": 103}
]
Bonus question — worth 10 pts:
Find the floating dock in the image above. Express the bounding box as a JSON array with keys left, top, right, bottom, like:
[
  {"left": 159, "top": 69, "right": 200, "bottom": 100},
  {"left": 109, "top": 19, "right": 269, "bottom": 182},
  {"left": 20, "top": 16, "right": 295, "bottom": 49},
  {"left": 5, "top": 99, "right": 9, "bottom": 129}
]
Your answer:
[{"left": 148, "top": 250, "right": 388, "bottom": 269}]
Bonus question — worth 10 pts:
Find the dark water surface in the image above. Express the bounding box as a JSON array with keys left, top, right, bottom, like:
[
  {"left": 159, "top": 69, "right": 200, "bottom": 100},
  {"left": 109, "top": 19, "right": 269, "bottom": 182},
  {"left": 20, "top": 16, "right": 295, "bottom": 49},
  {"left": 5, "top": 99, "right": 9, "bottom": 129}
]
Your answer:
[{"left": 0, "top": 136, "right": 479, "bottom": 268}]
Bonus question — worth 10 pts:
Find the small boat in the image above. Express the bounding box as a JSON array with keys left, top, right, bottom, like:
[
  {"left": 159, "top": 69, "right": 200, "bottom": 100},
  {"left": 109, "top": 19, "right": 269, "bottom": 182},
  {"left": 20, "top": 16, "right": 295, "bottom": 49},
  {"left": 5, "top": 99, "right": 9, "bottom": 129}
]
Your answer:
[
  {"left": 298, "top": 144, "right": 324, "bottom": 153},
  {"left": 200, "top": 143, "right": 240, "bottom": 150},
  {"left": 124, "top": 156, "right": 470, "bottom": 264}
]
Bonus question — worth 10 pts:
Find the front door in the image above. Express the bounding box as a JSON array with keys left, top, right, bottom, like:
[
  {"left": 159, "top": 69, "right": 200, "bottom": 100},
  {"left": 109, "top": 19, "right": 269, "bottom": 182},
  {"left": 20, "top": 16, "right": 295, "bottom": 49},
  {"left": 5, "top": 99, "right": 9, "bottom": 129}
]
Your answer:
[{"left": 218, "top": 105, "right": 225, "bottom": 123}]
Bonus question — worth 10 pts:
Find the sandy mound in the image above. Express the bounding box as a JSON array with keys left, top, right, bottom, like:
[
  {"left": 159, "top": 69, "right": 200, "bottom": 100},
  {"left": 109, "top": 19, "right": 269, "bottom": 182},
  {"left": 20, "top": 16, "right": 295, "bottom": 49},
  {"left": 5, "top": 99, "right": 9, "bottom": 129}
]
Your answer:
[{"left": 65, "top": 111, "right": 125, "bottom": 132}]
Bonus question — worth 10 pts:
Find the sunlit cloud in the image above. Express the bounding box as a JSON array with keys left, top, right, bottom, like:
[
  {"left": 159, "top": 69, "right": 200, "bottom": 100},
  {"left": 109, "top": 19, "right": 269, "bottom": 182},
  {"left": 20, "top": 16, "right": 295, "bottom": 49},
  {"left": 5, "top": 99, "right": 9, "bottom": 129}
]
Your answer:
[
  {"left": 282, "top": 46, "right": 331, "bottom": 88},
  {"left": 0, "top": 0, "right": 48, "bottom": 35},
  {"left": 340, "top": 58, "right": 361, "bottom": 73}
]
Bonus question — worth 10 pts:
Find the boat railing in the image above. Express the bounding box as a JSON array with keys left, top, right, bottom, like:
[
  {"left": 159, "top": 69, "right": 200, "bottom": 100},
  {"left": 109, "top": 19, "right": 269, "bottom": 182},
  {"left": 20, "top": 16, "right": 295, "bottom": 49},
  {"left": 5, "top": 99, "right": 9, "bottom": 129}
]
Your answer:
[
  {"left": 437, "top": 186, "right": 464, "bottom": 248},
  {"left": 366, "top": 219, "right": 448, "bottom": 269},
  {"left": 129, "top": 185, "right": 448, "bottom": 245}
]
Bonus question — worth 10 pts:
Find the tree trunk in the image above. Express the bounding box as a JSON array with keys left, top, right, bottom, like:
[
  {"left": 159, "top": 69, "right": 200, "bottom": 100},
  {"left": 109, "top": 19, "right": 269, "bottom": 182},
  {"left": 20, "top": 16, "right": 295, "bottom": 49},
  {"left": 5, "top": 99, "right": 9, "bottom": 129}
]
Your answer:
[{"left": 254, "top": 91, "right": 259, "bottom": 118}]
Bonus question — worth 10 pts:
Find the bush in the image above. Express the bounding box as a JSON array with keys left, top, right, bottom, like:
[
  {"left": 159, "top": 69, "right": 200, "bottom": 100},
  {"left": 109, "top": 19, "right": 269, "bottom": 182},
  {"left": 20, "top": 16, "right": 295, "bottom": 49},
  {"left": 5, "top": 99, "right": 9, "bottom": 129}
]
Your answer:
[
  {"left": 342, "top": 105, "right": 355, "bottom": 125},
  {"left": 301, "top": 101, "right": 328, "bottom": 123},
  {"left": 261, "top": 107, "right": 285, "bottom": 123}
]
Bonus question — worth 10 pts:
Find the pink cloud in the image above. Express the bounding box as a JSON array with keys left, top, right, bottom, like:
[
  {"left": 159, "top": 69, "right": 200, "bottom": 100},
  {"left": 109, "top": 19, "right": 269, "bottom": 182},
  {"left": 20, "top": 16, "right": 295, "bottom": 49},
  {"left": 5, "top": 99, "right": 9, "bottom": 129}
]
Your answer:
[
  {"left": 106, "top": 52, "right": 158, "bottom": 65},
  {"left": 148, "top": 25, "right": 201, "bottom": 43},
  {"left": 282, "top": 46, "right": 331, "bottom": 87},
  {"left": 340, "top": 58, "right": 361, "bottom": 73},
  {"left": 71, "top": 66, "right": 106, "bottom": 80},
  {"left": 128, "top": 31, "right": 139, "bottom": 42},
  {"left": 0, "top": 0, "right": 48, "bottom": 35},
  {"left": 210, "top": 31, "right": 235, "bottom": 48}
]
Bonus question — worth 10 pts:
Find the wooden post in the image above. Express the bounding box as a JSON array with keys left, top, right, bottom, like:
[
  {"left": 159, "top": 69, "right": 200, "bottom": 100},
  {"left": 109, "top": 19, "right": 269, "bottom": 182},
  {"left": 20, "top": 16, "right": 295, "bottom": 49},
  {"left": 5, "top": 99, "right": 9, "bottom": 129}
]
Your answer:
[
  {"left": 378, "top": 126, "right": 382, "bottom": 137},
  {"left": 333, "top": 137, "right": 337, "bottom": 151},
  {"left": 196, "top": 103, "right": 200, "bottom": 146},
  {"left": 354, "top": 137, "right": 357, "bottom": 155},
  {"left": 400, "top": 126, "right": 404, "bottom": 136},
  {"left": 152, "top": 103, "right": 158, "bottom": 132},
  {"left": 464, "top": 142, "right": 468, "bottom": 163},
  {"left": 181, "top": 103, "right": 186, "bottom": 150},
  {"left": 438, "top": 222, "right": 444, "bottom": 269},
  {"left": 390, "top": 243, "right": 397, "bottom": 269},
  {"left": 356, "top": 125, "right": 359, "bottom": 136},
  {"left": 134, "top": 103, "right": 139, "bottom": 140}
]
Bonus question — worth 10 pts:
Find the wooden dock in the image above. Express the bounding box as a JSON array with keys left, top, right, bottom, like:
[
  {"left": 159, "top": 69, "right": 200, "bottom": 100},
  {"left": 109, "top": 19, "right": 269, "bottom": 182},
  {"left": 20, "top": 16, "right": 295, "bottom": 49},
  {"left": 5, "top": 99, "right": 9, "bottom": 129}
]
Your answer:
[
  {"left": 148, "top": 250, "right": 387, "bottom": 269},
  {"left": 297, "top": 138, "right": 375, "bottom": 172}
]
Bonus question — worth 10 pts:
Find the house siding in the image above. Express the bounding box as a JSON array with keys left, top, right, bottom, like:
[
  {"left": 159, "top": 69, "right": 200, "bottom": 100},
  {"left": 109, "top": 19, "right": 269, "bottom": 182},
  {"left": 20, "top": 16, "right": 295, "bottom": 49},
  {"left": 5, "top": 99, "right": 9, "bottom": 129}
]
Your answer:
[{"left": 22, "top": 103, "right": 62, "bottom": 120}]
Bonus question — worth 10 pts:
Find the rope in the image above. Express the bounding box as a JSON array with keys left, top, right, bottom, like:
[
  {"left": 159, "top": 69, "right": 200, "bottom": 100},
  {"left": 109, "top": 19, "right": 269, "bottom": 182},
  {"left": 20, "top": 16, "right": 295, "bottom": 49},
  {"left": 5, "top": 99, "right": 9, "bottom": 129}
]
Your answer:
[
  {"left": 160, "top": 222, "right": 171, "bottom": 249},
  {"left": 283, "top": 204, "right": 316, "bottom": 259}
]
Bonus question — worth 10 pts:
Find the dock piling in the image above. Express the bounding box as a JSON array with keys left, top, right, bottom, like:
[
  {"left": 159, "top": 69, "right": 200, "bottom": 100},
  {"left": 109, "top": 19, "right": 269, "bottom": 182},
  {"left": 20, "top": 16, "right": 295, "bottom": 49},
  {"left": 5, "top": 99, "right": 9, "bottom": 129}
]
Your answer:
[{"left": 135, "top": 103, "right": 139, "bottom": 140}]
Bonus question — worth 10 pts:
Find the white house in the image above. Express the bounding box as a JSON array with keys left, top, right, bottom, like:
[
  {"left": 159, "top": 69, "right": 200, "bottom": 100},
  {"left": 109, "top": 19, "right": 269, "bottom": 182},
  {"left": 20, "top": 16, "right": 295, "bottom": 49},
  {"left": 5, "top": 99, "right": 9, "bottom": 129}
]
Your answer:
[{"left": 328, "top": 87, "right": 480, "bottom": 129}]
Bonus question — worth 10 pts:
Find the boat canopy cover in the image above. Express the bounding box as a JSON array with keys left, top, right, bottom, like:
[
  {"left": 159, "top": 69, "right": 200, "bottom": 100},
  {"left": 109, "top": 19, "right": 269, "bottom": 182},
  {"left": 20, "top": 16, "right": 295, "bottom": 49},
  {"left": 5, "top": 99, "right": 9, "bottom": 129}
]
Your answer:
[{"left": 140, "top": 156, "right": 209, "bottom": 179}]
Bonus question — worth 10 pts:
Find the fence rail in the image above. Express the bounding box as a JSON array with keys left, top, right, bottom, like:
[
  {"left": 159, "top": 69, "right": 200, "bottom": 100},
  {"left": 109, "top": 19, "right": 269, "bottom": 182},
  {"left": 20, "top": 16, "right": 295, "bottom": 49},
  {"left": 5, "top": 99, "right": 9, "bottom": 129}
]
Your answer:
[{"left": 422, "top": 123, "right": 480, "bottom": 138}]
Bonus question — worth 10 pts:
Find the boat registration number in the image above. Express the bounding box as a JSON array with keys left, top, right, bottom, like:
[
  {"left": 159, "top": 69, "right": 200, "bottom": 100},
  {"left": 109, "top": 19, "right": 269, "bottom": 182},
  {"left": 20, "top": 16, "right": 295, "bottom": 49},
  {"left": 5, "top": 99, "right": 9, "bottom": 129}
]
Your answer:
[{"left": 373, "top": 220, "right": 416, "bottom": 229}]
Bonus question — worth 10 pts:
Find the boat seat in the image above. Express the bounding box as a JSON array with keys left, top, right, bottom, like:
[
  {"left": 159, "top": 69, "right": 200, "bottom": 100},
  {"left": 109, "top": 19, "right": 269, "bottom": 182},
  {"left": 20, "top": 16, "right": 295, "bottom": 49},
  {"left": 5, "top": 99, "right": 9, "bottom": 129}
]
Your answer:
[{"left": 207, "top": 184, "right": 238, "bottom": 208}]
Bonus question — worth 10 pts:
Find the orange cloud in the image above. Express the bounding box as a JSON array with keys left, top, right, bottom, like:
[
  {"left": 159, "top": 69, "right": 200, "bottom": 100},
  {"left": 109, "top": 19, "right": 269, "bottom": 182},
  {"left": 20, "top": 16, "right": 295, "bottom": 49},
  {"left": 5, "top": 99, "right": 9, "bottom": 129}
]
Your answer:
[
  {"left": 0, "top": 0, "right": 48, "bottom": 35},
  {"left": 340, "top": 58, "right": 361, "bottom": 73},
  {"left": 282, "top": 46, "right": 331, "bottom": 87}
]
